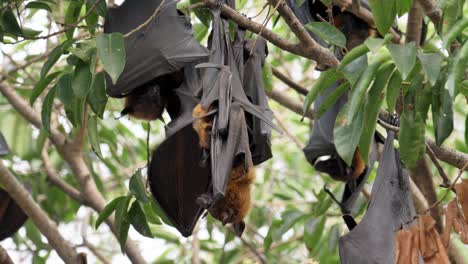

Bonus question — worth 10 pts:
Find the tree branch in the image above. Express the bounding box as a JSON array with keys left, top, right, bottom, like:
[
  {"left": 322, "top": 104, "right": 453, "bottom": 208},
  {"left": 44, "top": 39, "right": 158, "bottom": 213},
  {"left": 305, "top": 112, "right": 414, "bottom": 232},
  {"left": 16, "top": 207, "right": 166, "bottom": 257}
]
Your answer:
[
  {"left": 0, "top": 84, "right": 146, "bottom": 264},
  {"left": 416, "top": 0, "right": 442, "bottom": 32},
  {"left": 0, "top": 245, "right": 14, "bottom": 264},
  {"left": 406, "top": 1, "right": 424, "bottom": 46},
  {"left": 272, "top": 67, "right": 308, "bottom": 96},
  {"left": 266, "top": 88, "right": 313, "bottom": 119},
  {"left": 0, "top": 161, "right": 85, "bottom": 264},
  {"left": 203, "top": 0, "right": 339, "bottom": 69}
]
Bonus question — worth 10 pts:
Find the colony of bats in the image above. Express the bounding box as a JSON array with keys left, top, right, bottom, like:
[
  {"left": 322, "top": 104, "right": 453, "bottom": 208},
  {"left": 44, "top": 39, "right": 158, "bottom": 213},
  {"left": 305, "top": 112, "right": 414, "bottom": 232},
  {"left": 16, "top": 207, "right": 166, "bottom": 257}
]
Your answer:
[{"left": 0, "top": 0, "right": 464, "bottom": 263}]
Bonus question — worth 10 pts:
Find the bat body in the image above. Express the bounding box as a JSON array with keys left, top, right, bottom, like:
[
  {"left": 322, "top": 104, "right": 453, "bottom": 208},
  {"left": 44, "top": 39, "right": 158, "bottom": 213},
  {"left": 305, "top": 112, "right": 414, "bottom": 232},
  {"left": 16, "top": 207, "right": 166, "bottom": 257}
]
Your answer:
[{"left": 339, "top": 124, "right": 418, "bottom": 263}]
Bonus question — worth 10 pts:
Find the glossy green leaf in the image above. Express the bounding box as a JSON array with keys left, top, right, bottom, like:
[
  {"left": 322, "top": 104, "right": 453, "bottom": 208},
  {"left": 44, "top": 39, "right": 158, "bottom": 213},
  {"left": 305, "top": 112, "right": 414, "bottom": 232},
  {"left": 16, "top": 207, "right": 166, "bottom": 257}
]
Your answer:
[
  {"left": 142, "top": 202, "right": 162, "bottom": 225},
  {"left": 305, "top": 22, "right": 347, "bottom": 47},
  {"left": 72, "top": 61, "right": 93, "bottom": 98},
  {"left": 115, "top": 195, "right": 131, "bottom": 252},
  {"left": 41, "top": 87, "right": 56, "bottom": 134},
  {"left": 338, "top": 44, "right": 369, "bottom": 70},
  {"left": 369, "top": 0, "right": 397, "bottom": 35},
  {"left": 304, "top": 215, "right": 326, "bottom": 251},
  {"left": 56, "top": 73, "right": 74, "bottom": 107},
  {"left": 25, "top": 2, "right": 52, "bottom": 12},
  {"left": 64, "top": 1, "right": 83, "bottom": 39},
  {"left": 460, "top": 80, "right": 468, "bottom": 96},
  {"left": 315, "top": 82, "right": 349, "bottom": 119},
  {"left": 88, "top": 115, "right": 103, "bottom": 159},
  {"left": 128, "top": 201, "right": 153, "bottom": 238},
  {"left": 87, "top": 72, "right": 107, "bottom": 118},
  {"left": 129, "top": 169, "right": 150, "bottom": 203},
  {"left": 447, "top": 41, "right": 468, "bottom": 98},
  {"left": 30, "top": 71, "right": 62, "bottom": 105},
  {"left": 417, "top": 52, "right": 443, "bottom": 86},
  {"left": 396, "top": 0, "right": 412, "bottom": 16},
  {"left": 342, "top": 54, "right": 367, "bottom": 86},
  {"left": 359, "top": 63, "right": 395, "bottom": 163},
  {"left": 386, "top": 69, "right": 402, "bottom": 113},
  {"left": 95, "top": 196, "right": 126, "bottom": 229},
  {"left": 1, "top": 8, "right": 22, "bottom": 36},
  {"left": 40, "top": 40, "right": 74, "bottom": 78},
  {"left": 150, "top": 200, "right": 173, "bottom": 227},
  {"left": 443, "top": 18, "right": 468, "bottom": 49},
  {"left": 334, "top": 103, "right": 365, "bottom": 165},
  {"left": 96, "top": 33, "right": 126, "bottom": 84},
  {"left": 441, "top": 0, "right": 463, "bottom": 35},
  {"left": 400, "top": 109, "right": 426, "bottom": 168},
  {"left": 303, "top": 68, "right": 341, "bottom": 118},
  {"left": 387, "top": 42, "right": 417, "bottom": 80},
  {"left": 190, "top": 0, "right": 211, "bottom": 27},
  {"left": 435, "top": 89, "right": 453, "bottom": 145}
]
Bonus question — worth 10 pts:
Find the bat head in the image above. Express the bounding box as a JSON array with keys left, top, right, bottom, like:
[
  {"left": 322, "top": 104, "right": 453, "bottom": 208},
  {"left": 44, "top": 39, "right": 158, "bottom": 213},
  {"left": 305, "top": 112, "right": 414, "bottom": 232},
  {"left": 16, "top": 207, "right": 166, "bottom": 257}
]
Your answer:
[{"left": 121, "top": 84, "right": 166, "bottom": 121}]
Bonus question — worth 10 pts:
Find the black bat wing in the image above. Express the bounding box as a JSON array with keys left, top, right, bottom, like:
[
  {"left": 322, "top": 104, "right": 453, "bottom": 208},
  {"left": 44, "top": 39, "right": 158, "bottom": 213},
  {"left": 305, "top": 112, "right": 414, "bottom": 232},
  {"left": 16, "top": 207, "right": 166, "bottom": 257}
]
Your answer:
[
  {"left": 0, "top": 189, "right": 28, "bottom": 241},
  {"left": 338, "top": 130, "right": 417, "bottom": 264},
  {"left": 0, "top": 132, "right": 10, "bottom": 157},
  {"left": 148, "top": 124, "right": 211, "bottom": 237},
  {"left": 242, "top": 39, "right": 273, "bottom": 165},
  {"left": 104, "top": 0, "right": 209, "bottom": 97}
]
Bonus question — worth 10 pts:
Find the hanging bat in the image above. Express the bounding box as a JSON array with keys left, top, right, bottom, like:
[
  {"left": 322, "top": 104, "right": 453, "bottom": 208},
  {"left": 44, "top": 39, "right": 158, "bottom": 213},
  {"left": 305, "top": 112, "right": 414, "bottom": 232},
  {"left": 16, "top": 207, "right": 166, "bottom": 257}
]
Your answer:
[
  {"left": 104, "top": 0, "right": 209, "bottom": 120},
  {"left": 339, "top": 117, "right": 418, "bottom": 264},
  {"left": 191, "top": 6, "right": 280, "bottom": 236},
  {"left": 148, "top": 65, "right": 212, "bottom": 237}
]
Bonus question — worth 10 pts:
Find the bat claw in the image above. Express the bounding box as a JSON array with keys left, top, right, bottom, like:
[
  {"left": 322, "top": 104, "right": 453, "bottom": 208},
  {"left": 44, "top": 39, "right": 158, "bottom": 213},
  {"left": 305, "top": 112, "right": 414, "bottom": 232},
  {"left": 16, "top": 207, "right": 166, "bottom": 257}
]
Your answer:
[{"left": 196, "top": 194, "right": 214, "bottom": 209}]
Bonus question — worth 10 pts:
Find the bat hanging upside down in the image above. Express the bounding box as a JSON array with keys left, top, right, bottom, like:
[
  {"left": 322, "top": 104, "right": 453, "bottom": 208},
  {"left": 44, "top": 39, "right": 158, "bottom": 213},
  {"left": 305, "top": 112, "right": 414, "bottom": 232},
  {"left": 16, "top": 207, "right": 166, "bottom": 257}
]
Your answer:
[{"left": 193, "top": 104, "right": 255, "bottom": 236}]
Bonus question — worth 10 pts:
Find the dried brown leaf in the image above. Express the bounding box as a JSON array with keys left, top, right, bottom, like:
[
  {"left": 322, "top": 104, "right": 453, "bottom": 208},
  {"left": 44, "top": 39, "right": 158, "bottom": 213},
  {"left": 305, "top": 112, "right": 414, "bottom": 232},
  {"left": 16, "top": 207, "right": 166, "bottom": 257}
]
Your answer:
[
  {"left": 418, "top": 215, "right": 450, "bottom": 264},
  {"left": 454, "top": 179, "right": 468, "bottom": 224},
  {"left": 395, "top": 226, "right": 419, "bottom": 264}
]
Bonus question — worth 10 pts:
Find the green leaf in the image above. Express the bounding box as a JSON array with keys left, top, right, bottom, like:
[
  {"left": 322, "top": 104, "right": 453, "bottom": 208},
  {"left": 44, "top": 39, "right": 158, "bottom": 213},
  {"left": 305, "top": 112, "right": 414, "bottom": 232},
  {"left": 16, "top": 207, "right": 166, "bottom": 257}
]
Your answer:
[
  {"left": 386, "top": 69, "right": 402, "bottom": 113},
  {"left": 443, "top": 18, "right": 468, "bottom": 49},
  {"left": 95, "top": 196, "right": 126, "bottom": 229},
  {"left": 447, "top": 41, "right": 468, "bottom": 98},
  {"left": 396, "top": 0, "right": 413, "bottom": 16},
  {"left": 72, "top": 61, "right": 93, "bottom": 98},
  {"left": 339, "top": 44, "right": 370, "bottom": 70},
  {"left": 334, "top": 103, "right": 365, "bottom": 165},
  {"left": 128, "top": 201, "right": 153, "bottom": 238},
  {"left": 25, "top": 2, "right": 52, "bottom": 12},
  {"left": 193, "top": 23, "right": 208, "bottom": 42},
  {"left": 304, "top": 215, "right": 326, "bottom": 251},
  {"left": 87, "top": 72, "right": 107, "bottom": 118},
  {"left": 1, "top": 8, "right": 22, "bottom": 36},
  {"left": 142, "top": 202, "right": 162, "bottom": 225},
  {"left": 96, "top": 33, "right": 126, "bottom": 84},
  {"left": 315, "top": 82, "right": 349, "bottom": 119},
  {"left": 328, "top": 224, "right": 341, "bottom": 252},
  {"left": 342, "top": 54, "right": 367, "bottom": 86},
  {"left": 88, "top": 115, "right": 103, "bottom": 159},
  {"left": 435, "top": 89, "right": 453, "bottom": 145},
  {"left": 56, "top": 73, "right": 74, "bottom": 107},
  {"left": 262, "top": 62, "right": 273, "bottom": 92},
  {"left": 41, "top": 87, "right": 56, "bottom": 134},
  {"left": 30, "top": 71, "right": 62, "bottom": 105},
  {"left": 303, "top": 68, "right": 341, "bottom": 117},
  {"left": 359, "top": 63, "right": 395, "bottom": 163},
  {"left": 305, "top": 22, "right": 347, "bottom": 47},
  {"left": 387, "top": 42, "right": 417, "bottom": 80},
  {"left": 64, "top": 1, "right": 83, "bottom": 39},
  {"left": 459, "top": 80, "right": 468, "bottom": 96},
  {"left": 369, "top": 0, "right": 397, "bottom": 35},
  {"left": 115, "top": 195, "right": 131, "bottom": 252},
  {"left": 417, "top": 52, "right": 443, "bottom": 86},
  {"left": 129, "top": 169, "right": 150, "bottom": 203},
  {"left": 400, "top": 110, "right": 426, "bottom": 168},
  {"left": 86, "top": 0, "right": 107, "bottom": 17},
  {"left": 150, "top": 200, "right": 173, "bottom": 227},
  {"left": 40, "top": 40, "right": 75, "bottom": 78},
  {"left": 21, "top": 28, "right": 42, "bottom": 38}
]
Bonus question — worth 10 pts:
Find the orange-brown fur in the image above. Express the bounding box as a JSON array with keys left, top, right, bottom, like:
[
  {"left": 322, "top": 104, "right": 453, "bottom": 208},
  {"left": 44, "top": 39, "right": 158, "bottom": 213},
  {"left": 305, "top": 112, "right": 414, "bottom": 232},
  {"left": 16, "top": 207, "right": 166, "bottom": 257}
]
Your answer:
[
  {"left": 124, "top": 94, "right": 164, "bottom": 121},
  {"left": 192, "top": 104, "right": 213, "bottom": 149},
  {"left": 351, "top": 148, "right": 366, "bottom": 180},
  {"left": 209, "top": 165, "right": 255, "bottom": 225}
]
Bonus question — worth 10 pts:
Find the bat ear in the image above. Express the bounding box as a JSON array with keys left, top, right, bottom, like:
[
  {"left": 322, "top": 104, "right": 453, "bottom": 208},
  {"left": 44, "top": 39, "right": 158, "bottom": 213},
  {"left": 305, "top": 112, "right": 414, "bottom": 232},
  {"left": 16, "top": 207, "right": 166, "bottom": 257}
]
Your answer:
[
  {"left": 342, "top": 214, "right": 357, "bottom": 231},
  {"left": 116, "top": 108, "right": 130, "bottom": 120},
  {"left": 233, "top": 221, "right": 245, "bottom": 237}
]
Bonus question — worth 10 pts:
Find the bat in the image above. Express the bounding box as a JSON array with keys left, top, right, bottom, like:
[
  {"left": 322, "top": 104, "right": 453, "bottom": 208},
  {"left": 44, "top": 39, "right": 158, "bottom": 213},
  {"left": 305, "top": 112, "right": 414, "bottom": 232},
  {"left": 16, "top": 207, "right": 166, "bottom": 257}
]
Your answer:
[
  {"left": 0, "top": 132, "right": 28, "bottom": 241},
  {"left": 339, "top": 118, "right": 417, "bottom": 264},
  {"left": 104, "top": 0, "right": 209, "bottom": 120},
  {"left": 148, "top": 65, "right": 211, "bottom": 237},
  {"left": 191, "top": 6, "right": 280, "bottom": 236},
  {"left": 303, "top": 83, "right": 380, "bottom": 214},
  {"left": 242, "top": 37, "right": 274, "bottom": 166}
]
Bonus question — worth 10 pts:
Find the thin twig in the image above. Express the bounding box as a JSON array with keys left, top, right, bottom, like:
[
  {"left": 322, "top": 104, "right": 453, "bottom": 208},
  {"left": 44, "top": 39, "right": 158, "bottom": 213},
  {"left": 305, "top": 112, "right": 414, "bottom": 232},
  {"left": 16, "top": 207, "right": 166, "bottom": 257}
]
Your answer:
[
  {"left": 273, "top": 113, "right": 302, "bottom": 149},
  {"left": 124, "top": 0, "right": 166, "bottom": 38},
  {"left": 426, "top": 142, "right": 452, "bottom": 188},
  {"left": 422, "top": 162, "right": 468, "bottom": 214}
]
